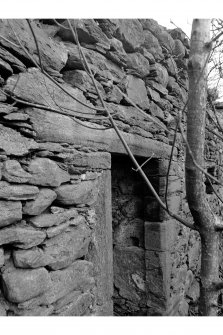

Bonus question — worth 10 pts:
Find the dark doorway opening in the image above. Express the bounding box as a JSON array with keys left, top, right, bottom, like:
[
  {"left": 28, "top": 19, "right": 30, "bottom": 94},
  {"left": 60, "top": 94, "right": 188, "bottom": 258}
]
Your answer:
[{"left": 111, "top": 154, "right": 159, "bottom": 316}]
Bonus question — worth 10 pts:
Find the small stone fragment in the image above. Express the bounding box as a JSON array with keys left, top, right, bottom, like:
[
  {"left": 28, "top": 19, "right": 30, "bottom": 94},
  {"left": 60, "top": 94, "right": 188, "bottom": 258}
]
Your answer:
[{"left": 23, "top": 188, "right": 57, "bottom": 216}]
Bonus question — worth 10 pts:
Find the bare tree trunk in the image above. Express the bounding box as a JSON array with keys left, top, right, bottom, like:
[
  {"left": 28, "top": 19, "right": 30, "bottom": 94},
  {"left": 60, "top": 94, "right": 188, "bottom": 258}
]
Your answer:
[{"left": 186, "top": 19, "right": 219, "bottom": 316}]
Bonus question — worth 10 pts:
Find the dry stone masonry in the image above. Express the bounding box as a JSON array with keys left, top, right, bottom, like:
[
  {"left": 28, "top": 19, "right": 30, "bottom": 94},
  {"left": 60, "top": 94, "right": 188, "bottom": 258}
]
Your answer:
[{"left": 0, "top": 18, "right": 221, "bottom": 316}]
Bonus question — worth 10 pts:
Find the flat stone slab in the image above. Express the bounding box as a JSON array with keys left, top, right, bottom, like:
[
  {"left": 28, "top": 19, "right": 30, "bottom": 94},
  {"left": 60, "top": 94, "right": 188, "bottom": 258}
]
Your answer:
[
  {"left": 13, "top": 223, "right": 91, "bottom": 270},
  {"left": 2, "top": 160, "right": 32, "bottom": 183},
  {"left": 27, "top": 158, "right": 70, "bottom": 187},
  {"left": 28, "top": 208, "right": 78, "bottom": 228},
  {"left": 0, "top": 124, "right": 39, "bottom": 156},
  {"left": 55, "top": 180, "right": 99, "bottom": 205},
  {"left": 27, "top": 108, "right": 173, "bottom": 159},
  {"left": 23, "top": 188, "right": 57, "bottom": 216},
  {"left": 0, "top": 223, "right": 46, "bottom": 249},
  {"left": 0, "top": 181, "right": 39, "bottom": 200},
  {"left": 2, "top": 267, "right": 51, "bottom": 303},
  {"left": 0, "top": 200, "right": 22, "bottom": 228}
]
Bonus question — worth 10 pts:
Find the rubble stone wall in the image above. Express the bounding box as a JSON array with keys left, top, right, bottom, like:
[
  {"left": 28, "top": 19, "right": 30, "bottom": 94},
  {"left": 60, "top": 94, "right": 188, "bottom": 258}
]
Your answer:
[{"left": 0, "top": 18, "right": 222, "bottom": 316}]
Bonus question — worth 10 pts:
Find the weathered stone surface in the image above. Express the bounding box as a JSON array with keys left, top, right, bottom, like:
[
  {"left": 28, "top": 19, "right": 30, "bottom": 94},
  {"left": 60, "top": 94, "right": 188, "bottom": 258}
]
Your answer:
[
  {"left": 0, "top": 90, "right": 7, "bottom": 102},
  {"left": 27, "top": 108, "right": 173, "bottom": 159},
  {"left": 0, "top": 46, "right": 26, "bottom": 72},
  {"left": 145, "top": 80, "right": 168, "bottom": 97},
  {"left": 173, "top": 39, "right": 185, "bottom": 59},
  {"left": 2, "top": 160, "right": 32, "bottom": 183},
  {"left": 0, "top": 123, "right": 39, "bottom": 156},
  {"left": 0, "top": 57, "right": 13, "bottom": 77},
  {"left": 186, "top": 279, "right": 200, "bottom": 302},
  {"left": 64, "top": 151, "right": 111, "bottom": 169},
  {"left": 0, "top": 200, "right": 22, "bottom": 227},
  {"left": 0, "top": 19, "right": 68, "bottom": 72},
  {"left": 113, "top": 19, "right": 145, "bottom": 52},
  {"left": 63, "top": 69, "right": 106, "bottom": 98},
  {"left": 126, "top": 75, "right": 150, "bottom": 110},
  {"left": 58, "top": 19, "right": 110, "bottom": 50},
  {"left": 96, "top": 19, "right": 119, "bottom": 38},
  {"left": 0, "top": 222, "right": 46, "bottom": 249},
  {"left": 164, "top": 57, "right": 178, "bottom": 77},
  {"left": 53, "top": 290, "right": 82, "bottom": 310},
  {"left": 55, "top": 180, "right": 99, "bottom": 205},
  {"left": 114, "top": 246, "right": 146, "bottom": 305},
  {"left": 54, "top": 292, "right": 93, "bottom": 316},
  {"left": 18, "top": 260, "right": 95, "bottom": 308},
  {"left": 5, "top": 68, "right": 96, "bottom": 116},
  {"left": 13, "top": 247, "right": 51, "bottom": 269},
  {"left": 46, "top": 214, "right": 86, "bottom": 238},
  {"left": 3, "top": 112, "right": 29, "bottom": 121},
  {"left": 126, "top": 52, "right": 150, "bottom": 78},
  {"left": 148, "top": 63, "right": 169, "bottom": 87},
  {"left": 14, "top": 222, "right": 91, "bottom": 270},
  {"left": 142, "top": 30, "right": 163, "bottom": 60},
  {"left": 9, "top": 304, "right": 54, "bottom": 316},
  {"left": 2, "top": 267, "right": 51, "bottom": 303},
  {"left": 23, "top": 188, "right": 57, "bottom": 215},
  {"left": 0, "top": 181, "right": 39, "bottom": 200},
  {"left": 145, "top": 250, "right": 171, "bottom": 309},
  {"left": 140, "top": 19, "right": 175, "bottom": 51},
  {"left": 27, "top": 157, "right": 70, "bottom": 187},
  {"left": 0, "top": 248, "right": 4, "bottom": 267},
  {"left": 43, "top": 223, "right": 91, "bottom": 270},
  {"left": 0, "top": 104, "right": 17, "bottom": 116},
  {"left": 149, "top": 101, "right": 164, "bottom": 120},
  {"left": 144, "top": 221, "right": 176, "bottom": 252},
  {"left": 29, "top": 208, "right": 78, "bottom": 228},
  {"left": 65, "top": 44, "right": 124, "bottom": 83}
]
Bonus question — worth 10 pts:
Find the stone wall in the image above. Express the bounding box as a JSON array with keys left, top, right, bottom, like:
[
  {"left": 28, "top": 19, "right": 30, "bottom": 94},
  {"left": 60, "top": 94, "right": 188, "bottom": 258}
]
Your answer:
[{"left": 0, "top": 18, "right": 221, "bottom": 316}]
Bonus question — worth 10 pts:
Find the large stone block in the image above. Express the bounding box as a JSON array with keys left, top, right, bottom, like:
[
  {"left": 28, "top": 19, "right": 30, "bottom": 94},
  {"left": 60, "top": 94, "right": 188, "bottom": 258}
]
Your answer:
[
  {"left": 5, "top": 68, "right": 95, "bottom": 117},
  {"left": 18, "top": 260, "right": 95, "bottom": 308},
  {"left": 13, "top": 223, "right": 91, "bottom": 270},
  {"left": 0, "top": 19, "right": 68, "bottom": 72},
  {"left": 0, "top": 124, "right": 39, "bottom": 156},
  {"left": 2, "top": 267, "right": 51, "bottom": 303},
  {"left": 113, "top": 19, "right": 145, "bottom": 52},
  {"left": 23, "top": 188, "right": 57, "bottom": 215},
  {"left": 27, "top": 158, "right": 70, "bottom": 187},
  {"left": 144, "top": 221, "right": 176, "bottom": 251},
  {"left": 0, "top": 181, "right": 39, "bottom": 200},
  {"left": 0, "top": 200, "right": 22, "bottom": 227},
  {"left": 126, "top": 75, "right": 150, "bottom": 110},
  {"left": 126, "top": 52, "right": 150, "bottom": 78},
  {"left": 55, "top": 180, "right": 99, "bottom": 205},
  {"left": 0, "top": 222, "right": 46, "bottom": 249},
  {"left": 53, "top": 292, "right": 93, "bottom": 316},
  {"left": 113, "top": 246, "right": 146, "bottom": 305},
  {"left": 65, "top": 44, "right": 124, "bottom": 83},
  {"left": 2, "top": 160, "right": 32, "bottom": 183},
  {"left": 145, "top": 250, "right": 171, "bottom": 309},
  {"left": 58, "top": 19, "right": 110, "bottom": 50},
  {"left": 29, "top": 208, "right": 78, "bottom": 228}
]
